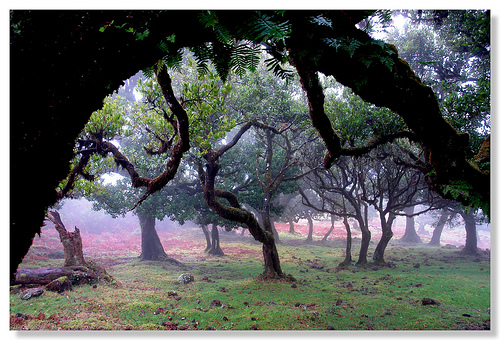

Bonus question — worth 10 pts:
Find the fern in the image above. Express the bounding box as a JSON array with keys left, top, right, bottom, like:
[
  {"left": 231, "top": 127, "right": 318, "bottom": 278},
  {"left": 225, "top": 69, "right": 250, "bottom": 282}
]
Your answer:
[
  {"left": 230, "top": 43, "right": 261, "bottom": 77},
  {"left": 264, "top": 57, "right": 294, "bottom": 81},
  {"left": 241, "top": 11, "right": 291, "bottom": 43}
]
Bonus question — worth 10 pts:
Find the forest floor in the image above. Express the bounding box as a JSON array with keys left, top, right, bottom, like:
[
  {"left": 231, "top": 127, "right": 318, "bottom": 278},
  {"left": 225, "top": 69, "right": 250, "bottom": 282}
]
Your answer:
[{"left": 10, "top": 220, "right": 491, "bottom": 331}]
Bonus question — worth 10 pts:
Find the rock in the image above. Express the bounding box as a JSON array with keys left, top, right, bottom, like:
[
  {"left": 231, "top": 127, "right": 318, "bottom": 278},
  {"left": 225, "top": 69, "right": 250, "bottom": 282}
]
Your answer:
[
  {"left": 210, "top": 299, "right": 222, "bottom": 307},
  {"left": 421, "top": 298, "right": 441, "bottom": 306},
  {"left": 177, "top": 273, "right": 194, "bottom": 284},
  {"left": 45, "top": 276, "right": 73, "bottom": 293},
  {"left": 15, "top": 313, "right": 28, "bottom": 320},
  {"left": 19, "top": 287, "right": 44, "bottom": 300}
]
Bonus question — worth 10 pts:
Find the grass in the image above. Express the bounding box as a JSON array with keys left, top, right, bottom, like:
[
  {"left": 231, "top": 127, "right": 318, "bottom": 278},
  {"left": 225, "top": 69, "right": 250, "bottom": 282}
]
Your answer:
[{"left": 10, "top": 225, "right": 490, "bottom": 331}]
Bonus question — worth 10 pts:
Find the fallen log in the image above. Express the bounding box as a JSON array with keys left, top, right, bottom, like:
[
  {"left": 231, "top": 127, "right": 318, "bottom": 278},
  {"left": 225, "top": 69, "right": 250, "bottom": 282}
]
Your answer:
[{"left": 12, "top": 266, "right": 98, "bottom": 286}]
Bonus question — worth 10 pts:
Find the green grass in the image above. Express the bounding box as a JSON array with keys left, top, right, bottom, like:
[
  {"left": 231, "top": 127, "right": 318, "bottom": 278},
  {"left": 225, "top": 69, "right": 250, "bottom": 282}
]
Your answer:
[{"left": 10, "top": 229, "right": 490, "bottom": 330}]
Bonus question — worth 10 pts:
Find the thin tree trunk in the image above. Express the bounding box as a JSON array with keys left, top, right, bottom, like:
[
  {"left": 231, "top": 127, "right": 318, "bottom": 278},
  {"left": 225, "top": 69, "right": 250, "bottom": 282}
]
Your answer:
[
  {"left": 372, "top": 212, "right": 396, "bottom": 265},
  {"left": 304, "top": 212, "right": 314, "bottom": 243},
  {"left": 47, "top": 210, "right": 87, "bottom": 267},
  {"left": 208, "top": 225, "right": 224, "bottom": 256},
  {"left": 356, "top": 204, "right": 371, "bottom": 266},
  {"left": 428, "top": 209, "right": 450, "bottom": 246},
  {"left": 201, "top": 225, "right": 211, "bottom": 252},
  {"left": 288, "top": 216, "right": 296, "bottom": 234},
  {"left": 399, "top": 206, "right": 422, "bottom": 244},
  {"left": 339, "top": 215, "right": 352, "bottom": 267},
  {"left": 321, "top": 213, "right": 335, "bottom": 242}
]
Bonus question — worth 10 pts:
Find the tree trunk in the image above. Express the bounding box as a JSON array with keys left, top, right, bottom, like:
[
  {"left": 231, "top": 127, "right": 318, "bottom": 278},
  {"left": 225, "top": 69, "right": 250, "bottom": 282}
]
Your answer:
[
  {"left": 356, "top": 205, "right": 371, "bottom": 266},
  {"left": 339, "top": 216, "right": 352, "bottom": 267},
  {"left": 138, "top": 212, "right": 182, "bottom": 265},
  {"left": 201, "top": 225, "right": 212, "bottom": 252},
  {"left": 461, "top": 209, "right": 479, "bottom": 255},
  {"left": 261, "top": 240, "right": 283, "bottom": 279},
  {"left": 321, "top": 214, "right": 335, "bottom": 242},
  {"left": 288, "top": 216, "right": 296, "bottom": 234},
  {"left": 208, "top": 225, "right": 224, "bottom": 256},
  {"left": 303, "top": 212, "right": 314, "bottom": 244},
  {"left": 428, "top": 209, "right": 450, "bottom": 246},
  {"left": 372, "top": 212, "right": 396, "bottom": 265},
  {"left": 270, "top": 217, "right": 281, "bottom": 244},
  {"left": 12, "top": 266, "right": 98, "bottom": 286},
  {"left": 46, "top": 210, "right": 87, "bottom": 267},
  {"left": 399, "top": 206, "right": 422, "bottom": 244}
]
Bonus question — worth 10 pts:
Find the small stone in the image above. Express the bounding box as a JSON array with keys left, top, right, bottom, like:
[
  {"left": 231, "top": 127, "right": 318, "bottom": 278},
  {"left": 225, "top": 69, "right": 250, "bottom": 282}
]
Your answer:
[
  {"left": 210, "top": 299, "right": 222, "bottom": 307},
  {"left": 422, "top": 298, "right": 440, "bottom": 306},
  {"left": 19, "top": 287, "right": 44, "bottom": 300},
  {"left": 15, "top": 313, "right": 28, "bottom": 320},
  {"left": 177, "top": 273, "right": 194, "bottom": 284}
]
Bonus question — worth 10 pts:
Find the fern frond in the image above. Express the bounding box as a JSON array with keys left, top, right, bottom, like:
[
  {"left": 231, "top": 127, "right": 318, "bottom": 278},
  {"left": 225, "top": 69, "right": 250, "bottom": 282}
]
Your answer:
[
  {"left": 229, "top": 43, "right": 261, "bottom": 77},
  {"left": 243, "top": 11, "right": 291, "bottom": 43},
  {"left": 265, "top": 56, "right": 294, "bottom": 81}
]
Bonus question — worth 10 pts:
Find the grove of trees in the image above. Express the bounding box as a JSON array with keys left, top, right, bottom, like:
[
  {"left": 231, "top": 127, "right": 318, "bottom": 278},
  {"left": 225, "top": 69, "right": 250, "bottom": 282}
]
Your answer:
[{"left": 10, "top": 10, "right": 490, "bottom": 281}]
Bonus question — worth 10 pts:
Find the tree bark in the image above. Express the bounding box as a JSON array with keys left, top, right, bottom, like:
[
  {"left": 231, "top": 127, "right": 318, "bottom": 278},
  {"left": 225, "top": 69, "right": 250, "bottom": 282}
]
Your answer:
[
  {"left": 399, "top": 206, "right": 422, "bottom": 244},
  {"left": 12, "top": 266, "right": 98, "bottom": 286},
  {"left": 372, "top": 212, "right": 396, "bottom": 265},
  {"left": 428, "top": 209, "right": 450, "bottom": 246},
  {"left": 461, "top": 209, "right": 479, "bottom": 255},
  {"left": 46, "top": 210, "right": 87, "bottom": 267},
  {"left": 303, "top": 212, "right": 314, "bottom": 244},
  {"left": 207, "top": 225, "right": 224, "bottom": 256},
  {"left": 201, "top": 225, "right": 212, "bottom": 252},
  {"left": 356, "top": 204, "right": 371, "bottom": 266},
  {"left": 288, "top": 217, "right": 296, "bottom": 234},
  {"left": 138, "top": 212, "right": 182, "bottom": 265},
  {"left": 339, "top": 215, "right": 352, "bottom": 267},
  {"left": 321, "top": 214, "right": 336, "bottom": 242}
]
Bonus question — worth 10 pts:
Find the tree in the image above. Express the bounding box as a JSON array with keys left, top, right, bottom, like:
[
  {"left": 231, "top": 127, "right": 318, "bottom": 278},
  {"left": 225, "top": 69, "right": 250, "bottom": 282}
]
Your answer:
[
  {"left": 428, "top": 208, "right": 453, "bottom": 247},
  {"left": 398, "top": 206, "right": 422, "bottom": 244},
  {"left": 11, "top": 10, "right": 490, "bottom": 280},
  {"left": 360, "top": 145, "right": 433, "bottom": 265}
]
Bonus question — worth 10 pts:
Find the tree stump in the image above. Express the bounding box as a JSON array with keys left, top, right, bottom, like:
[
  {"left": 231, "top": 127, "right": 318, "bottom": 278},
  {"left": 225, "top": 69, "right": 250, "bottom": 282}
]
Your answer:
[{"left": 46, "top": 210, "right": 87, "bottom": 267}]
